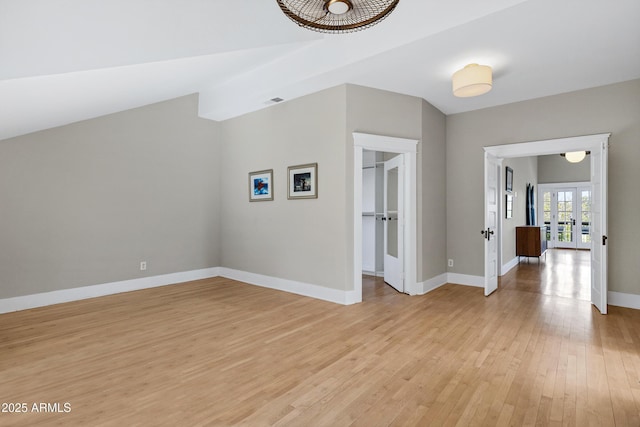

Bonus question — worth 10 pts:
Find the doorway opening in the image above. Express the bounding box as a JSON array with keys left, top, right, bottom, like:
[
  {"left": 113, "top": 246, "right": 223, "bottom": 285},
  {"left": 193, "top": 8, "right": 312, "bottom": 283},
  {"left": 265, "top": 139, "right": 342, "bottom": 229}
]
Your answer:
[
  {"left": 534, "top": 181, "right": 593, "bottom": 301},
  {"left": 484, "top": 133, "right": 609, "bottom": 313},
  {"left": 539, "top": 183, "right": 592, "bottom": 250},
  {"left": 353, "top": 133, "right": 418, "bottom": 303},
  {"left": 361, "top": 150, "right": 404, "bottom": 296}
]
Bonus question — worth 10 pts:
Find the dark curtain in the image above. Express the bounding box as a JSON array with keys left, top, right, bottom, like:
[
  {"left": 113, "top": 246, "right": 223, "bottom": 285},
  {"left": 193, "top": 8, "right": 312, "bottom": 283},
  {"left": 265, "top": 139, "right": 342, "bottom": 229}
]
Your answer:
[
  {"left": 531, "top": 184, "right": 536, "bottom": 225},
  {"left": 526, "top": 183, "right": 536, "bottom": 225},
  {"left": 525, "top": 184, "right": 530, "bottom": 225}
]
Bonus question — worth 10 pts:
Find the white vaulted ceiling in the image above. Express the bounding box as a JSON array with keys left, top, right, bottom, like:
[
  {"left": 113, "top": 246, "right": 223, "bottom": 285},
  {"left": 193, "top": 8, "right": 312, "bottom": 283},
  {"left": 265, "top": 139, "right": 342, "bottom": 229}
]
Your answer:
[{"left": 1, "top": 0, "right": 639, "bottom": 140}]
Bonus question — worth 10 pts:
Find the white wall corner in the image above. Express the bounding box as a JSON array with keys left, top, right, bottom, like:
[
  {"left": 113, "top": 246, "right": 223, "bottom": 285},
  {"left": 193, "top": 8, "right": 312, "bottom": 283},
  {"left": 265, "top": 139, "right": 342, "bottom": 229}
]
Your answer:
[
  {"left": 608, "top": 291, "right": 640, "bottom": 310},
  {"left": 219, "top": 268, "right": 354, "bottom": 305},
  {"left": 501, "top": 257, "right": 519, "bottom": 276},
  {"left": 447, "top": 273, "right": 485, "bottom": 288},
  {"left": 417, "top": 273, "right": 448, "bottom": 295},
  {"left": 0, "top": 267, "right": 221, "bottom": 314}
]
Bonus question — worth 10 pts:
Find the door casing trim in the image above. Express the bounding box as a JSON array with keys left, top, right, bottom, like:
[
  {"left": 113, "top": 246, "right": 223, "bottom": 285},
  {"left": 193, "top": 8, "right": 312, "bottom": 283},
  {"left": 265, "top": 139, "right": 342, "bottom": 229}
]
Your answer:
[{"left": 353, "top": 132, "right": 418, "bottom": 303}]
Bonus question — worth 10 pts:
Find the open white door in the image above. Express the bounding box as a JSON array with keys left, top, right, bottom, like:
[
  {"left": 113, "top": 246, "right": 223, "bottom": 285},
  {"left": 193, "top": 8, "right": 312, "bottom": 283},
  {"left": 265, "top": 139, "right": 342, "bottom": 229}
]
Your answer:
[
  {"left": 483, "top": 152, "right": 499, "bottom": 296},
  {"left": 383, "top": 155, "right": 404, "bottom": 292},
  {"left": 590, "top": 142, "right": 608, "bottom": 313}
]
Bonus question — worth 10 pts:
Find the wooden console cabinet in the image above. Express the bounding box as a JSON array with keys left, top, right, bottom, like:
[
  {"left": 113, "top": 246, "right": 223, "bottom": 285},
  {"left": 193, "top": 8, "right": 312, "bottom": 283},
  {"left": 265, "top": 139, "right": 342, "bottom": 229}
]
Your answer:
[{"left": 516, "top": 226, "right": 547, "bottom": 262}]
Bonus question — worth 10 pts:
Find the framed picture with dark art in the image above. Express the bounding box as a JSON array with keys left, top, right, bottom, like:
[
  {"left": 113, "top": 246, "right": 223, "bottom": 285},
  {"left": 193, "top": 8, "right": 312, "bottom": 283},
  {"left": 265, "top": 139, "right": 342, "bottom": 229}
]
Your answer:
[
  {"left": 505, "top": 166, "right": 513, "bottom": 192},
  {"left": 288, "top": 163, "right": 318, "bottom": 199},
  {"left": 249, "top": 169, "right": 273, "bottom": 202}
]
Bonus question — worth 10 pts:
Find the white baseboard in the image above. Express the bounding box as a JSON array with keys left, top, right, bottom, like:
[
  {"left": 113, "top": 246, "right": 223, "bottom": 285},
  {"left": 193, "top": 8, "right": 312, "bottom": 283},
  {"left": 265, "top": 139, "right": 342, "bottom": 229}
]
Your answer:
[
  {"left": 219, "top": 268, "right": 357, "bottom": 305},
  {"left": 362, "top": 270, "right": 384, "bottom": 277},
  {"left": 0, "top": 266, "right": 357, "bottom": 314},
  {"left": 501, "top": 257, "right": 519, "bottom": 275},
  {"left": 447, "top": 273, "right": 484, "bottom": 288},
  {"left": 608, "top": 291, "right": 640, "bottom": 310},
  {"left": 417, "top": 273, "right": 448, "bottom": 295},
  {"left": 10, "top": 268, "right": 634, "bottom": 315},
  {"left": 344, "top": 290, "right": 360, "bottom": 305},
  {"left": 0, "top": 267, "right": 221, "bottom": 314}
]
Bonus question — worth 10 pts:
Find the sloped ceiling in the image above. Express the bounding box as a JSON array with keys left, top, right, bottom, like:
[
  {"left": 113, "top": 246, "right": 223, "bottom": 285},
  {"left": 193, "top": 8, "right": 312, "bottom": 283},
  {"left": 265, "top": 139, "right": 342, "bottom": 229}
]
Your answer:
[{"left": 1, "top": 0, "right": 639, "bottom": 140}]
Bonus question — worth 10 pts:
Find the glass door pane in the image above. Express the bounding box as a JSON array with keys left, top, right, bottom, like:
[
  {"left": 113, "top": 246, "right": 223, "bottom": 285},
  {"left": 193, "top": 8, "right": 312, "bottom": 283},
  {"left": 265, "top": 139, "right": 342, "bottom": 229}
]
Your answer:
[
  {"left": 579, "top": 188, "right": 592, "bottom": 249},
  {"left": 386, "top": 166, "right": 398, "bottom": 257},
  {"left": 542, "top": 191, "right": 552, "bottom": 241},
  {"left": 556, "top": 189, "right": 577, "bottom": 248}
]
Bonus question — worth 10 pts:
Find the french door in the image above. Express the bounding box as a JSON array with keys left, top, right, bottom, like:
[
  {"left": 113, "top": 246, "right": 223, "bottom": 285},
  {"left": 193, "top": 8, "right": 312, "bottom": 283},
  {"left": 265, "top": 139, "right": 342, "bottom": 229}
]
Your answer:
[
  {"left": 539, "top": 185, "right": 591, "bottom": 250},
  {"left": 555, "top": 188, "right": 577, "bottom": 248}
]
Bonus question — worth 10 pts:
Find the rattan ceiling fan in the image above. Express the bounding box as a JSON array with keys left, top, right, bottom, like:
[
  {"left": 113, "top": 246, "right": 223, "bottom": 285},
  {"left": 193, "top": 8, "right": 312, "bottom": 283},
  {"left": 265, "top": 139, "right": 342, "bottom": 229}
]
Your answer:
[{"left": 276, "top": 0, "right": 400, "bottom": 33}]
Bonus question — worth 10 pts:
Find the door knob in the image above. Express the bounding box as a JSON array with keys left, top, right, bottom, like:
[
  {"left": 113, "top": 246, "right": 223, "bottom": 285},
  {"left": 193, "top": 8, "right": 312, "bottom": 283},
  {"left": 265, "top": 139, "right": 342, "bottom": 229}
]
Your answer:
[{"left": 481, "top": 228, "right": 494, "bottom": 240}]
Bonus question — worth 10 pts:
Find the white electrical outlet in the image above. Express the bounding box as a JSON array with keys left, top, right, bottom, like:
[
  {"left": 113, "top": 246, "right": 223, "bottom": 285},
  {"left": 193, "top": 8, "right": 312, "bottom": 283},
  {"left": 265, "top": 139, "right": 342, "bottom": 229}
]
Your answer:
[
  {"left": 448, "top": 259, "right": 454, "bottom": 267},
  {"left": 140, "top": 261, "right": 147, "bottom": 271}
]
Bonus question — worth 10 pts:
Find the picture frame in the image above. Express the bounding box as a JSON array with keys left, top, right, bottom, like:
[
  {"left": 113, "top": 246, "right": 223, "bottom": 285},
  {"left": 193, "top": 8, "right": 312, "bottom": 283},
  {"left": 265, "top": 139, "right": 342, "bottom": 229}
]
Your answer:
[
  {"left": 249, "top": 169, "right": 273, "bottom": 202},
  {"left": 505, "top": 166, "right": 513, "bottom": 193},
  {"left": 287, "top": 163, "right": 318, "bottom": 199},
  {"left": 505, "top": 194, "right": 513, "bottom": 219}
]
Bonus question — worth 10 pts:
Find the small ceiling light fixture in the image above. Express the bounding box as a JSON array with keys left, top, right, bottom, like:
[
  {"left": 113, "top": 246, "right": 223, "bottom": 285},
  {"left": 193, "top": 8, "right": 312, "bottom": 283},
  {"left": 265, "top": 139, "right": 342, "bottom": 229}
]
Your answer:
[
  {"left": 276, "top": 0, "right": 399, "bottom": 33},
  {"left": 326, "top": 0, "right": 352, "bottom": 14},
  {"left": 562, "top": 151, "right": 590, "bottom": 163},
  {"left": 452, "top": 63, "right": 493, "bottom": 97}
]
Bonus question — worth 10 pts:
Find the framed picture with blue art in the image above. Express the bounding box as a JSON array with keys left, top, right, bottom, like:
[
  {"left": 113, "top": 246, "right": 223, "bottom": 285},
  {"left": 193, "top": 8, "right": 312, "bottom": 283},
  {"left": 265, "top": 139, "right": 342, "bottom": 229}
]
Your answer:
[
  {"left": 288, "top": 163, "right": 317, "bottom": 199},
  {"left": 249, "top": 169, "right": 273, "bottom": 202}
]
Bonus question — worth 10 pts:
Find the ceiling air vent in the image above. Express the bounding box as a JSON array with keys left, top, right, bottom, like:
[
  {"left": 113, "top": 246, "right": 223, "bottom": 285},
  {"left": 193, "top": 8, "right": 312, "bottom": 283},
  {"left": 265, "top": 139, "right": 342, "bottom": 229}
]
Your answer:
[{"left": 264, "top": 97, "right": 285, "bottom": 106}]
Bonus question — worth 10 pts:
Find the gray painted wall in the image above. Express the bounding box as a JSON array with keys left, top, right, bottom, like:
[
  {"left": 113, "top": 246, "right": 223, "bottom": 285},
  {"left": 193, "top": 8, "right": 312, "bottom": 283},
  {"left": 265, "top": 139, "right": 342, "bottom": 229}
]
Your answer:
[
  {"left": 538, "top": 153, "right": 590, "bottom": 183},
  {"left": 0, "top": 95, "right": 220, "bottom": 299},
  {"left": 421, "top": 100, "right": 448, "bottom": 280},
  {"left": 3, "top": 79, "right": 636, "bottom": 301},
  {"left": 345, "top": 84, "right": 447, "bottom": 284},
  {"left": 0, "top": 83, "right": 447, "bottom": 301},
  {"left": 446, "top": 79, "right": 640, "bottom": 295},
  {"left": 220, "top": 86, "right": 349, "bottom": 290},
  {"left": 219, "top": 84, "right": 447, "bottom": 292},
  {"left": 501, "top": 157, "right": 537, "bottom": 266}
]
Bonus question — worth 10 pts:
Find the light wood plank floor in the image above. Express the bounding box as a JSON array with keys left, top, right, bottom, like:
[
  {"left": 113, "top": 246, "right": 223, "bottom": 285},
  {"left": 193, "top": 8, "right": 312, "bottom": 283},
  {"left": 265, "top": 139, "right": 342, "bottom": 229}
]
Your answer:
[
  {"left": 1, "top": 266, "right": 639, "bottom": 425},
  {"left": 501, "top": 249, "right": 591, "bottom": 301}
]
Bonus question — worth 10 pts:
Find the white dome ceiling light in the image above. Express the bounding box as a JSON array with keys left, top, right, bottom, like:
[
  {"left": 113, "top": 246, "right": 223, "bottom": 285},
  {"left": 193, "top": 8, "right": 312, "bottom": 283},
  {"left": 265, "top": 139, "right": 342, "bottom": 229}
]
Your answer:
[
  {"left": 563, "top": 151, "right": 589, "bottom": 163},
  {"left": 452, "top": 63, "right": 493, "bottom": 98}
]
